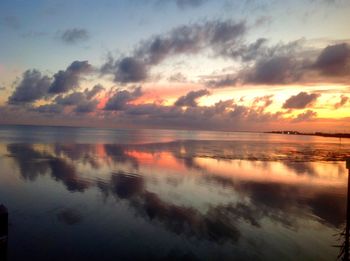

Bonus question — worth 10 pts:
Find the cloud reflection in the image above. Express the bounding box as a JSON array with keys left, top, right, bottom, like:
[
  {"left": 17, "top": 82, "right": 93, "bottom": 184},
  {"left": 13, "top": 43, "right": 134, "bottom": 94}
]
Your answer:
[{"left": 4, "top": 141, "right": 348, "bottom": 245}]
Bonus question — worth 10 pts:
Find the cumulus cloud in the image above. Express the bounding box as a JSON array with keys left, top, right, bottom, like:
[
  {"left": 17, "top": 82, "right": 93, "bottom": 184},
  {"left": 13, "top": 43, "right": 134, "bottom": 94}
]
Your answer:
[
  {"left": 174, "top": 89, "right": 210, "bottom": 107},
  {"left": 75, "top": 100, "right": 99, "bottom": 113},
  {"left": 49, "top": 61, "right": 92, "bottom": 94},
  {"left": 8, "top": 70, "right": 51, "bottom": 104},
  {"left": 283, "top": 92, "right": 320, "bottom": 109},
  {"left": 292, "top": 110, "right": 317, "bottom": 122},
  {"left": 54, "top": 85, "right": 103, "bottom": 113},
  {"left": 101, "top": 19, "right": 246, "bottom": 83},
  {"left": 55, "top": 92, "right": 86, "bottom": 106},
  {"left": 203, "top": 39, "right": 307, "bottom": 87},
  {"left": 334, "top": 95, "right": 349, "bottom": 109},
  {"left": 60, "top": 28, "right": 89, "bottom": 44},
  {"left": 104, "top": 87, "right": 143, "bottom": 111},
  {"left": 84, "top": 84, "right": 104, "bottom": 99},
  {"left": 114, "top": 57, "right": 148, "bottom": 83},
  {"left": 35, "top": 84, "right": 104, "bottom": 114},
  {"left": 245, "top": 56, "right": 300, "bottom": 84},
  {"left": 314, "top": 43, "right": 350, "bottom": 76}
]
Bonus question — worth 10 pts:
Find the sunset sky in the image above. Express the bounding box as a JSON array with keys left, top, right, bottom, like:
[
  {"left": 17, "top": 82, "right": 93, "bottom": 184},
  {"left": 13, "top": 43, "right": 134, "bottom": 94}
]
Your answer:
[{"left": 0, "top": 0, "right": 350, "bottom": 131}]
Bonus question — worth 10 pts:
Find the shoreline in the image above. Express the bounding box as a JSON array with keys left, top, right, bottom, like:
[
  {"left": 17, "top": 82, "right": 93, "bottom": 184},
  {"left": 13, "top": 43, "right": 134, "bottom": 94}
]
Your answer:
[{"left": 266, "top": 131, "right": 350, "bottom": 139}]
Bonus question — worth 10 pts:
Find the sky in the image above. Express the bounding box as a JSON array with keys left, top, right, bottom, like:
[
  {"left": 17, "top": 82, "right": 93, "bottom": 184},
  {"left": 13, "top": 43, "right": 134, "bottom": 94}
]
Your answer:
[{"left": 0, "top": 0, "right": 350, "bottom": 132}]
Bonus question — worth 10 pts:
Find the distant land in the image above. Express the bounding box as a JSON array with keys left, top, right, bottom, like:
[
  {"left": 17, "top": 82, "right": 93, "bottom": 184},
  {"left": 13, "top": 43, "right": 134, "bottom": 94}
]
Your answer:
[{"left": 266, "top": 131, "right": 350, "bottom": 139}]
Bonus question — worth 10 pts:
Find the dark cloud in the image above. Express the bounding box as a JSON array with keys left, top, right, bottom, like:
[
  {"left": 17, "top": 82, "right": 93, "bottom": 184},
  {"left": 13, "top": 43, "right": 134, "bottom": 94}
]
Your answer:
[
  {"left": 205, "top": 75, "right": 237, "bottom": 88},
  {"left": 102, "top": 20, "right": 246, "bottom": 83},
  {"left": 34, "top": 84, "right": 103, "bottom": 114},
  {"left": 60, "top": 28, "right": 89, "bottom": 44},
  {"left": 120, "top": 97, "right": 282, "bottom": 131},
  {"left": 245, "top": 56, "right": 300, "bottom": 84},
  {"left": 314, "top": 43, "right": 350, "bottom": 76},
  {"left": 75, "top": 100, "right": 99, "bottom": 113},
  {"left": 292, "top": 110, "right": 317, "bottom": 122},
  {"left": 115, "top": 57, "right": 148, "bottom": 83},
  {"left": 49, "top": 61, "right": 92, "bottom": 94},
  {"left": 49, "top": 85, "right": 103, "bottom": 113},
  {"left": 138, "top": 20, "right": 246, "bottom": 65},
  {"left": 104, "top": 87, "right": 142, "bottom": 111},
  {"left": 334, "top": 95, "right": 349, "bottom": 109},
  {"left": 174, "top": 89, "right": 209, "bottom": 107},
  {"left": 8, "top": 70, "right": 51, "bottom": 104},
  {"left": 283, "top": 92, "right": 320, "bottom": 109},
  {"left": 228, "top": 38, "right": 268, "bottom": 61},
  {"left": 102, "top": 56, "right": 148, "bottom": 83}
]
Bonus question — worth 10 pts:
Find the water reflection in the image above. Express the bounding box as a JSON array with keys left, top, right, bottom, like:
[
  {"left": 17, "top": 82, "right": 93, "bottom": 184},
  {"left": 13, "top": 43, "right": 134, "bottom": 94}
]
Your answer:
[{"left": 1, "top": 141, "right": 349, "bottom": 260}]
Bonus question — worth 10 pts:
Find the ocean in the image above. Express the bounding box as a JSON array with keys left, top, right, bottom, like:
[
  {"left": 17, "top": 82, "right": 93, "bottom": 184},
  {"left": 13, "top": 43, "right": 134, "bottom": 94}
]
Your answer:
[{"left": 0, "top": 125, "right": 349, "bottom": 260}]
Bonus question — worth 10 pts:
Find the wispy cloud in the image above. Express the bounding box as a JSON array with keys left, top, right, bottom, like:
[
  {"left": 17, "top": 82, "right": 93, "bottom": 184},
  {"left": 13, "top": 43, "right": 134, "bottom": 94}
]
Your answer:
[{"left": 59, "top": 28, "right": 89, "bottom": 44}]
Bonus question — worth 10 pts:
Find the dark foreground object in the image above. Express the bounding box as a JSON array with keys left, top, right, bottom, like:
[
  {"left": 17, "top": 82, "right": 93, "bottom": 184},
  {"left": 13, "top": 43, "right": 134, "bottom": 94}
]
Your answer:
[{"left": 0, "top": 204, "right": 8, "bottom": 260}]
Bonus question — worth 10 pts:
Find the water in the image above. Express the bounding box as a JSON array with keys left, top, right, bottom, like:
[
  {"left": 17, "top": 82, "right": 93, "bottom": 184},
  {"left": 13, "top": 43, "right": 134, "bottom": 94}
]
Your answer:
[{"left": 0, "top": 125, "right": 349, "bottom": 260}]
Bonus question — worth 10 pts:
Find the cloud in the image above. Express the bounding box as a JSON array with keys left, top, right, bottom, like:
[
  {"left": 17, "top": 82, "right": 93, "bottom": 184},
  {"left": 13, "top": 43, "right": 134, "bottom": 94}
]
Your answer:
[
  {"left": 245, "top": 56, "right": 300, "bottom": 84},
  {"left": 174, "top": 89, "right": 210, "bottom": 107},
  {"left": 283, "top": 92, "right": 320, "bottom": 109},
  {"left": 204, "top": 39, "right": 307, "bottom": 87},
  {"left": 205, "top": 75, "right": 237, "bottom": 88},
  {"left": 84, "top": 84, "right": 104, "bottom": 99},
  {"left": 314, "top": 43, "right": 350, "bottom": 76},
  {"left": 102, "top": 19, "right": 246, "bottom": 83},
  {"left": 60, "top": 28, "right": 89, "bottom": 44},
  {"left": 168, "top": 72, "right": 188, "bottom": 83},
  {"left": 35, "top": 84, "right": 104, "bottom": 114},
  {"left": 8, "top": 70, "right": 51, "bottom": 104},
  {"left": 75, "top": 100, "right": 99, "bottom": 113},
  {"left": 138, "top": 20, "right": 246, "bottom": 65},
  {"left": 53, "top": 85, "right": 104, "bottom": 113},
  {"left": 174, "top": 0, "right": 207, "bottom": 9},
  {"left": 1, "top": 15, "right": 20, "bottom": 30},
  {"left": 104, "top": 87, "right": 143, "bottom": 111},
  {"left": 49, "top": 61, "right": 92, "bottom": 94},
  {"left": 115, "top": 57, "right": 148, "bottom": 83},
  {"left": 252, "top": 95, "right": 274, "bottom": 112},
  {"left": 334, "top": 95, "right": 349, "bottom": 109},
  {"left": 229, "top": 38, "right": 268, "bottom": 61},
  {"left": 292, "top": 110, "right": 317, "bottom": 122},
  {"left": 35, "top": 103, "right": 64, "bottom": 114},
  {"left": 55, "top": 92, "right": 86, "bottom": 105}
]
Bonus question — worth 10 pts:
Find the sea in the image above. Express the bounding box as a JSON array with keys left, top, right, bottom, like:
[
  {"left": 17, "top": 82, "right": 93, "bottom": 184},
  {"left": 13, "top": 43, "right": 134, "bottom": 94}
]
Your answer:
[{"left": 0, "top": 124, "right": 349, "bottom": 260}]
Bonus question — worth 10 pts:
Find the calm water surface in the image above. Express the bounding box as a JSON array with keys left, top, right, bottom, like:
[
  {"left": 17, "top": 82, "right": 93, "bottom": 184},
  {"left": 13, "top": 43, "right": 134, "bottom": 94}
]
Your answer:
[{"left": 0, "top": 125, "right": 350, "bottom": 260}]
